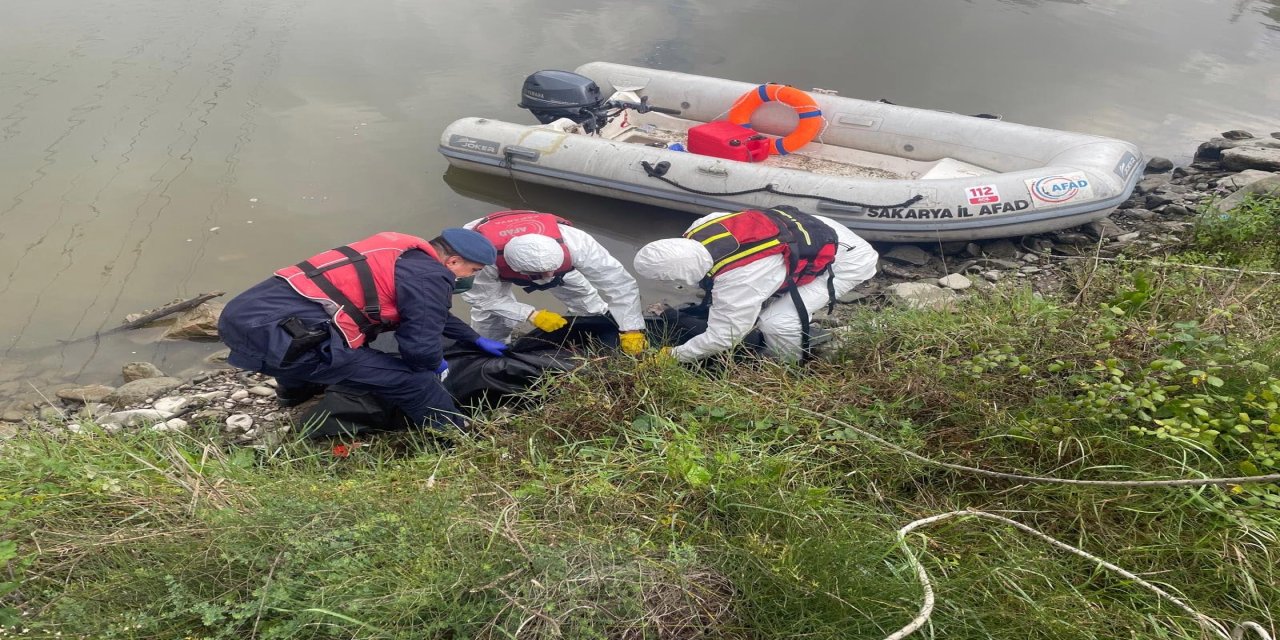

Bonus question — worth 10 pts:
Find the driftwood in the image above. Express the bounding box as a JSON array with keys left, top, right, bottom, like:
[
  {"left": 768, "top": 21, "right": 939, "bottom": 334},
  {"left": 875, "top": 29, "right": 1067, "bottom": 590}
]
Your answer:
[{"left": 56, "top": 291, "right": 225, "bottom": 345}]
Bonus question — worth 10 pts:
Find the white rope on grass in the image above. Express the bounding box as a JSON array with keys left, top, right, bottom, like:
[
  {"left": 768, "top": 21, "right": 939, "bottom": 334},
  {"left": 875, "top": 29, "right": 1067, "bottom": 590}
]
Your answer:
[
  {"left": 729, "top": 384, "right": 1280, "bottom": 488},
  {"left": 884, "top": 509, "right": 1275, "bottom": 640}
]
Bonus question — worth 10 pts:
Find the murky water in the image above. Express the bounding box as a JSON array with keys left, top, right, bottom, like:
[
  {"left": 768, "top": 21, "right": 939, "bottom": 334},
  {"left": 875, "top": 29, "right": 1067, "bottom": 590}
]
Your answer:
[{"left": 2, "top": 0, "right": 1278, "bottom": 399}]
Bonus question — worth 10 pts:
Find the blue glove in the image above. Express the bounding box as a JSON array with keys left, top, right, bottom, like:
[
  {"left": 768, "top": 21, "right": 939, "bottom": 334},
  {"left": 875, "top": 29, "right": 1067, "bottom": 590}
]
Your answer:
[
  {"left": 434, "top": 359, "right": 449, "bottom": 380},
  {"left": 473, "top": 337, "right": 509, "bottom": 357}
]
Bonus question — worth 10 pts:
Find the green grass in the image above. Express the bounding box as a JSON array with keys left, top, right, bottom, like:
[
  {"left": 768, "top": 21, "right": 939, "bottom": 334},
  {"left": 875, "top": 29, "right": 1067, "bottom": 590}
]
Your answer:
[{"left": 3, "top": 198, "right": 1280, "bottom": 639}]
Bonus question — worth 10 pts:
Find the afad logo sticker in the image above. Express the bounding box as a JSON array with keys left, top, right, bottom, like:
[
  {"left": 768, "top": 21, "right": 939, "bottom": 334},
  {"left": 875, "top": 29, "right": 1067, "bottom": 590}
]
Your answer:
[{"left": 1025, "top": 172, "right": 1094, "bottom": 208}]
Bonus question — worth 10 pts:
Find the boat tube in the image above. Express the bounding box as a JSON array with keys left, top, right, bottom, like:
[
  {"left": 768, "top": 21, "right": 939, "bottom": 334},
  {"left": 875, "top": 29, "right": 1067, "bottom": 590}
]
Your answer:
[{"left": 439, "top": 62, "right": 1143, "bottom": 242}]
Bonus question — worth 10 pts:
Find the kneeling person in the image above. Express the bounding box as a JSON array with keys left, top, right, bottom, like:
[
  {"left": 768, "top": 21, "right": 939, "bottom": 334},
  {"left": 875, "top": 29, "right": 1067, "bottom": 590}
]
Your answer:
[
  {"left": 217, "top": 229, "right": 507, "bottom": 429},
  {"left": 633, "top": 206, "right": 877, "bottom": 363},
  {"left": 463, "top": 210, "right": 647, "bottom": 354}
]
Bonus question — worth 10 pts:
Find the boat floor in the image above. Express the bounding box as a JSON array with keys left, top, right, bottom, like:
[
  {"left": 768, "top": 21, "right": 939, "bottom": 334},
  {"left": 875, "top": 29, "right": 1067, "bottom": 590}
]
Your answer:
[{"left": 603, "top": 120, "right": 999, "bottom": 181}]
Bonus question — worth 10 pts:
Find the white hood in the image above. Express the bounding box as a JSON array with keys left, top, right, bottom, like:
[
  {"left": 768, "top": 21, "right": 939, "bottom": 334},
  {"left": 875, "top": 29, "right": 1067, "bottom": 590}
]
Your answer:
[{"left": 632, "top": 238, "right": 712, "bottom": 286}]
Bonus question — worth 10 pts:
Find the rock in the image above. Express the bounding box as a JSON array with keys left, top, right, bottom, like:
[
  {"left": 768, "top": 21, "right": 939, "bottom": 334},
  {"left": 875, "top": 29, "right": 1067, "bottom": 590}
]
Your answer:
[
  {"left": 193, "top": 390, "right": 228, "bottom": 401},
  {"left": 1052, "top": 243, "right": 1086, "bottom": 256},
  {"left": 205, "top": 349, "right": 232, "bottom": 365},
  {"left": 963, "top": 242, "right": 982, "bottom": 258},
  {"left": 101, "top": 409, "right": 170, "bottom": 427},
  {"left": 1135, "top": 174, "right": 1172, "bottom": 194},
  {"left": 1214, "top": 175, "right": 1280, "bottom": 212},
  {"left": 1020, "top": 266, "right": 1042, "bottom": 274},
  {"left": 153, "top": 396, "right": 192, "bottom": 415},
  {"left": 80, "top": 403, "right": 112, "bottom": 419},
  {"left": 247, "top": 386, "right": 274, "bottom": 397},
  {"left": 837, "top": 290, "right": 868, "bottom": 304},
  {"left": 886, "top": 283, "right": 958, "bottom": 311},
  {"left": 229, "top": 389, "right": 249, "bottom": 401},
  {"left": 122, "top": 362, "right": 166, "bottom": 382},
  {"left": 1221, "top": 147, "right": 1280, "bottom": 172},
  {"left": 104, "top": 377, "right": 183, "bottom": 407},
  {"left": 1172, "top": 166, "right": 1194, "bottom": 179},
  {"left": 263, "top": 378, "right": 279, "bottom": 388},
  {"left": 1086, "top": 218, "right": 1124, "bottom": 240},
  {"left": 1051, "top": 230, "right": 1093, "bottom": 245},
  {"left": 38, "top": 407, "right": 65, "bottom": 422},
  {"left": 225, "top": 414, "right": 254, "bottom": 432},
  {"left": 0, "top": 423, "right": 18, "bottom": 440},
  {"left": 1195, "top": 137, "right": 1241, "bottom": 161},
  {"left": 161, "top": 303, "right": 222, "bottom": 341},
  {"left": 165, "top": 418, "right": 190, "bottom": 430},
  {"left": 980, "top": 239, "right": 1020, "bottom": 260},
  {"left": 1144, "top": 157, "right": 1174, "bottom": 173},
  {"left": 1114, "top": 231, "right": 1141, "bottom": 243},
  {"left": 1221, "top": 130, "right": 1254, "bottom": 140},
  {"left": 883, "top": 245, "right": 934, "bottom": 266},
  {"left": 937, "top": 241, "right": 970, "bottom": 256},
  {"left": 982, "top": 271, "right": 1001, "bottom": 282},
  {"left": 1145, "top": 193, "right": 1175, "bottom": 209},
  {"left": 1161, "top": 204, "right": 1190, "bottom": 217},
  {"left": 1220, "top": 170, "right": 1277, "bottom": 190},
  {"left": 55, "top": 384, "right": 116, "bottom": 404},
  {"left": 937, "top": 273, "right": 972, "bottom": 290},
  {"left": 1, "top": 410, "right": 26, "bottom": 423},
  {"left": 1020, "top": 252, "right": 1041, "bottom": 264}
]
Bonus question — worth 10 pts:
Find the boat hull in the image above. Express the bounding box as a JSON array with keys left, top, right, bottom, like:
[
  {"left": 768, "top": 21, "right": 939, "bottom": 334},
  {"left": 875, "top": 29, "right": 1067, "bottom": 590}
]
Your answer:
[{"left": 439, "top": 63, "right": 1143, "bottom": 243}]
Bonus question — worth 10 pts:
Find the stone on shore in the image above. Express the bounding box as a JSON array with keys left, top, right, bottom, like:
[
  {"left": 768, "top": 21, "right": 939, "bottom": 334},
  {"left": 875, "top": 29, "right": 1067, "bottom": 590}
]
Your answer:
[
  {"left": 886, "top": 282, "right": 958, "bottom": 311},
  {"left": 225, "top": 414, "right": 254, "bottom": 432},
  {"left": 1221, "top": 147, "right": 1280, "bottom": 172},
  {"left": 883, "top": 245, "right": 934, "bottom": 266},
  {"left": 938, "top": 273, "right": 973, "bottom": 290},
  {"left": 1214, "top": 176, "right": 1280, "bottom": 213},
  {"left": 104, "top": 377, "right": 183, "bottom": 407},
  {"left": 55, "top": 384, "right": 116, "bottom": 404},
  {"left": 101, "top": 409, "right": 171, "bottom": 427},
  {"left": 1144, "top": 157, "right": 1174, "bottom": 173},
  {"left": 122, "top": 362, "right": 166, "bottom": 382},
  {"left": 1220, "top": 170, "right": 1278, "bottom": 190},
  {"left": 161, "top": 303, "right": 222, "bottom": 340}
]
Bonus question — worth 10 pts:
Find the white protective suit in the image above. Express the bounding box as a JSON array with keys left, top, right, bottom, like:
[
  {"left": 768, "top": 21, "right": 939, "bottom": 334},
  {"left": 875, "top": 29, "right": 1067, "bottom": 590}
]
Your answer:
[
  {"left": 462, "top": 219, "right": 646, "bottom": 341},
  {"left": 633, "top": 213, "right": 878, "bottom": 362}
]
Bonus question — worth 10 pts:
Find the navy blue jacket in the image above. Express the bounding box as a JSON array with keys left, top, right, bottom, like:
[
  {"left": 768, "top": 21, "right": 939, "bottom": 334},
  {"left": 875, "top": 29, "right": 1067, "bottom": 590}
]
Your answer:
[{"left": 219, "top": 249, "right": 479, "bottom": 373}]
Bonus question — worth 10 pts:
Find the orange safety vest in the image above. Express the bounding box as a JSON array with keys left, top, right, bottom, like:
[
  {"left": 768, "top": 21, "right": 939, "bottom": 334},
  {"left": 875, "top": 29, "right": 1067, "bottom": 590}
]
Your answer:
[
  {"left": 475, "top": 210, "right": 574, "bottom": 291},
  {"left": 274, "top": 232, "right": 439, "bottom": 348},
  {"left": 684, "top": 206, "right": 838, "bottom": 292}
]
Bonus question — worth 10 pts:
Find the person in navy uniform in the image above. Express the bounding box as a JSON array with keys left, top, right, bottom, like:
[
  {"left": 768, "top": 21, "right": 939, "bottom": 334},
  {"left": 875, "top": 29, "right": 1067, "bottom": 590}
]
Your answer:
[{"left": 217, "top": 228, "right": 508, "bottom": 429}]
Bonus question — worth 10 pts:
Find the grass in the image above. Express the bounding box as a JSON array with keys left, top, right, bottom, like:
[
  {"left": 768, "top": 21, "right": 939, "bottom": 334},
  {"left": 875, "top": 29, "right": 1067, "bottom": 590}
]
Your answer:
[{"left": 3, "top": 197, "right": 1280, "bottom": 639}]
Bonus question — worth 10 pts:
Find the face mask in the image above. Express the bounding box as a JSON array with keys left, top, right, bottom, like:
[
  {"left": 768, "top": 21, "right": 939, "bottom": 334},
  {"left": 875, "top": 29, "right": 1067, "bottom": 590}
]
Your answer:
[{"left": 452, "top": 275, "right": 475, "bottom": 294}]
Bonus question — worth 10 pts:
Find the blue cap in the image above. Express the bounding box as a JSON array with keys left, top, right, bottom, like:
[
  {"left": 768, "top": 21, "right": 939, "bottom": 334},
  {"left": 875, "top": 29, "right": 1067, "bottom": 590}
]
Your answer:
[{"left": 440, "top": 227, "right": 497, "bottom": 265}]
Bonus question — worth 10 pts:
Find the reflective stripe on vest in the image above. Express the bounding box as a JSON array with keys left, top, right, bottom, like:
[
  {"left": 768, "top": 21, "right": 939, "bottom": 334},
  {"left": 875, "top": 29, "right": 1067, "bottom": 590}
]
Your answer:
[
  {"left": 684, "top": 210, "right": 790, "bottom": 279},
  {"left": 274, "top": 232, "right": 439, "bottom": 349},
  {"left": 475, "top": 210, "right": 574, "bottom": 287}
]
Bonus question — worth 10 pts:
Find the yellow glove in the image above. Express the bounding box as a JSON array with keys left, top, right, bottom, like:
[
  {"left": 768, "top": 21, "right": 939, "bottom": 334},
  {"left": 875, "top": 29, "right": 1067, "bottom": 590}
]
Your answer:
[
  {"left": 619, "top": 330, "right": 648, "bottom": 355},
  {"left": 642, "top": 346, "right": 676, "bottom": 367},
  {"left": 529, "top": 309, "right": 568, "bottom": 332}
]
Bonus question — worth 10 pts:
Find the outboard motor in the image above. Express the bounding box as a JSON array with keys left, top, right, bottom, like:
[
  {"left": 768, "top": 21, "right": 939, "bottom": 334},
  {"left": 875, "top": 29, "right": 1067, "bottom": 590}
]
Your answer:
[{"left": 518, "top": 70, "right": 608, "bottom": 132}]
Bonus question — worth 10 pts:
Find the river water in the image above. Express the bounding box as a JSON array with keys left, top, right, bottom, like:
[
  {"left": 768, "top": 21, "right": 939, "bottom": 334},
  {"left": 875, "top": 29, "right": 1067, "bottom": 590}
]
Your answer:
[{"left": 1, "top": 0, "right": 1278, "bottom": 400}]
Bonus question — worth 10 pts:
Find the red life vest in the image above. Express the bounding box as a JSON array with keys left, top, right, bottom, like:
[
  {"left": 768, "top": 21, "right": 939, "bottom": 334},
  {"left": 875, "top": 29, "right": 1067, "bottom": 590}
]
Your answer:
[
  {"left": 474, "top": 210, "right": 574, "bottom": 291},
  {"left": 684, "top": 206, "right": 838, "bottom": 292},
  {"left": 274, "top": 232, "right": 439, "bottom": 348}
]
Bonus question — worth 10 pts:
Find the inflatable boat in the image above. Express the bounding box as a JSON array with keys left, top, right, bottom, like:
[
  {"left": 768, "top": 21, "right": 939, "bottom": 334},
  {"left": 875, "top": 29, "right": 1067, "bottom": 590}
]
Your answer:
[{"left": 438, "top": 62, "right": 1143, "bottom": 242}]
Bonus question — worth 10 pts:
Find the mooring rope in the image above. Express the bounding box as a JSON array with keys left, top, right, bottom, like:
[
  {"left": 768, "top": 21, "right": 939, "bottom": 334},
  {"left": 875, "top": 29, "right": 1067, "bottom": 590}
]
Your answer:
[{"left": 885, "top": 510, "right": 1275, "bottom": 640}]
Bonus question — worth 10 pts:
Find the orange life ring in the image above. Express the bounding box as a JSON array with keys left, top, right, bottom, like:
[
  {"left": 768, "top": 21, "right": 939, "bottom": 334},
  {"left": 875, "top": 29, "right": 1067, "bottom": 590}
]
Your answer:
[{"left": 727, "top": 84, "right": 824, "bottom": 155}]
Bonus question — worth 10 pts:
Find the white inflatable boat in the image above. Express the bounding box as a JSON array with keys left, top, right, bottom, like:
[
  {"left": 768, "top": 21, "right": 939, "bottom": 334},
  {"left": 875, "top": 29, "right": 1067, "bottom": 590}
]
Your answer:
[{"left": 439, "top": 62, "right": 1143, "bottom": 243}]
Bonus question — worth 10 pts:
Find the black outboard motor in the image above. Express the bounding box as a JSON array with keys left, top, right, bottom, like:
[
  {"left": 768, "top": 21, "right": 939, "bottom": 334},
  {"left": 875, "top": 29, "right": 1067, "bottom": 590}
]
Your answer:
[{"left": 518, "top": 70, "right": 607, "bottom": 129}]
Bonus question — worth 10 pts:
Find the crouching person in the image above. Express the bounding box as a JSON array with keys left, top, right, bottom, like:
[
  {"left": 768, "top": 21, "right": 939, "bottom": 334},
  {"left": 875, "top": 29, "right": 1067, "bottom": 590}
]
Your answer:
[
  {"left": 217, "top": 229, "right": 506, "bottom": 429},
  {"left": 633, "top": 206, "right": 877, "bottom": 363},
  {"left": 462, "top": 210, "right": 648, "bottom": 354}
]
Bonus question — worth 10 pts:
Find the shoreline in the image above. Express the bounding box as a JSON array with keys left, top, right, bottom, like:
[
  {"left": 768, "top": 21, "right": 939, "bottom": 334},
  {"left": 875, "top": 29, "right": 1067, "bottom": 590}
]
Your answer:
[{"left": 2, "top": 130, "right": 1278, "bottom": 443}]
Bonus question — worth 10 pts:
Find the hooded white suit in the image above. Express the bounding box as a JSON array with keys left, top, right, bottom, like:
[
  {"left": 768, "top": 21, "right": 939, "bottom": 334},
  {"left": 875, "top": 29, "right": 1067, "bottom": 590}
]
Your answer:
[
  {"left": 634, "top": 213, "right": 877, "bottom": 362},
  {"left": 462, "top": 218, "right": 645, "bottom": 341}
]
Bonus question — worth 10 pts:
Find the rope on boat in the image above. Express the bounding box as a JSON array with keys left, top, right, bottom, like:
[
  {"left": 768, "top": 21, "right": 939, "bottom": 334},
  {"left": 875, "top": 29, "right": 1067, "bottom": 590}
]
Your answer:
[
  {"left": 886, "top": 510, "right": 1276, "bottom": 640},
  {"left": 640, "top": 160, "right": 925, "bottom": 209}
]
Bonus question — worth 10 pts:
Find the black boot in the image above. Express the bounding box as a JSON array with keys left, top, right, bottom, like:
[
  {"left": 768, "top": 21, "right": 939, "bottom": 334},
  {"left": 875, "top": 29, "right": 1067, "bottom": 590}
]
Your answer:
[{"left": 276, "top": 382, "right": 327, "bottom": 408}]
